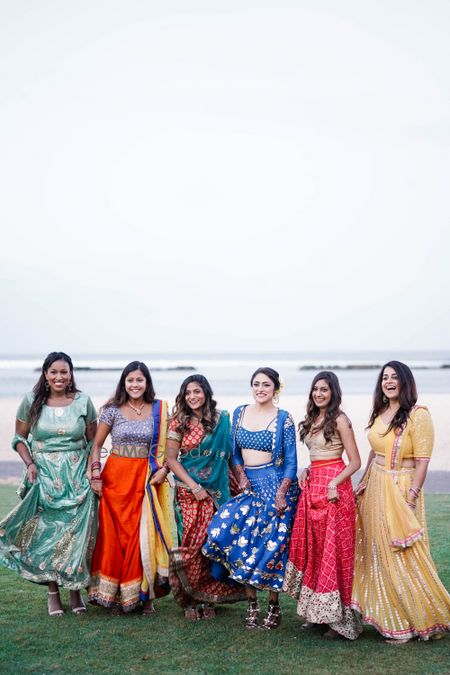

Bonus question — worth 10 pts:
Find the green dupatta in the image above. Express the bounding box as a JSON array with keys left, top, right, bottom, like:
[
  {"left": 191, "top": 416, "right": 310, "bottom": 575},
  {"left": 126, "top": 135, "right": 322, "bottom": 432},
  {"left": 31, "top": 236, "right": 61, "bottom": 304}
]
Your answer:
[{"left": 178, "top": 410, "right": 231, "bottom": 508}]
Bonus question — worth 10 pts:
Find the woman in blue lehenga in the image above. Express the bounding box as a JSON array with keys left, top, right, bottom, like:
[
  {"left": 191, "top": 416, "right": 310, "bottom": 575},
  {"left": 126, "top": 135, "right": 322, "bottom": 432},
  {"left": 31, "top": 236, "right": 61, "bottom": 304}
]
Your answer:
[{"left": 203, "top": 367, "right": 299, "bottom": 630}]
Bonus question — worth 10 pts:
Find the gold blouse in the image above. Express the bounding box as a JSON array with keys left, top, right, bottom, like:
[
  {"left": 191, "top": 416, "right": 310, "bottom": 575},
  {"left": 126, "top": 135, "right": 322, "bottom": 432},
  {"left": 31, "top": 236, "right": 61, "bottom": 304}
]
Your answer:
[
  {"left": 368, "top": 406, "right": 434, "bottom": 466},
  {"left": 305, "top": 428, "right": 344, "bottom": 462}
]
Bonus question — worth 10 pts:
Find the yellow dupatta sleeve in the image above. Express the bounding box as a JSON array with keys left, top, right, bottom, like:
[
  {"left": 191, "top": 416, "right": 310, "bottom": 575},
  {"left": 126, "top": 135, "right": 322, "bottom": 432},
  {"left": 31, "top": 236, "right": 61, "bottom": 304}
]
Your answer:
[
  {"left": 383, "top": 408, "right": 428, "bottom": 551},
  {"left": 140, "top": 400, "right": 173, "bottom": 600}
]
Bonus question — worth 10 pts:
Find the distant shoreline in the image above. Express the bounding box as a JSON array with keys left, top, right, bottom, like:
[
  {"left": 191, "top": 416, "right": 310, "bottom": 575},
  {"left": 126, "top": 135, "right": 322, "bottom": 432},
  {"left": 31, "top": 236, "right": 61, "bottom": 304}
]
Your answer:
[{"left": 23, "top": 363, "right": 450, "bottom": 372}]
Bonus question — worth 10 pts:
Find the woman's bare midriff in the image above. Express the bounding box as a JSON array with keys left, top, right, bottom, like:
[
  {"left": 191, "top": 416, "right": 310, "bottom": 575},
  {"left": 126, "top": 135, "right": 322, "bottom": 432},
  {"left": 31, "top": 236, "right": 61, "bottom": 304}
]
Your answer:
[
  {"left": 242, "top": 449, "right": 272, "bottom": 466},
  {"left": 375, "top": 454, "right": 415, "bottom": 468}
]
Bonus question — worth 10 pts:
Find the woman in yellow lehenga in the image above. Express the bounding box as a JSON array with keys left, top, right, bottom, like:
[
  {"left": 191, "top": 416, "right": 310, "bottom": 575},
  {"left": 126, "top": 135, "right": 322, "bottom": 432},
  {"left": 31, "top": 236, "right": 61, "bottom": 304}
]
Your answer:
[{"left": 352, "top": 361, "right": 450, "bottom": 644}]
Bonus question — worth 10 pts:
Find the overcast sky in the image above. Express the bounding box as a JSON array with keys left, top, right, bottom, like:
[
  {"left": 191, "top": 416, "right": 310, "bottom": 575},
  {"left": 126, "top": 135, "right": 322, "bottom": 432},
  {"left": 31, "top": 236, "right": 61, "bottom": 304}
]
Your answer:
[{"left": 1, "top": 1, "right": 449, "bottom": 354}]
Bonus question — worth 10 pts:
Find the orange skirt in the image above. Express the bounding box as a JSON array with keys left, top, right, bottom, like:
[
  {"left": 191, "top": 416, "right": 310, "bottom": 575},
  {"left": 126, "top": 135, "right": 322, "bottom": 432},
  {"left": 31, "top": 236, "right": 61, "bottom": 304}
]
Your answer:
[{"left": 89, "top": 456, "right": 153, "bottom": 611}]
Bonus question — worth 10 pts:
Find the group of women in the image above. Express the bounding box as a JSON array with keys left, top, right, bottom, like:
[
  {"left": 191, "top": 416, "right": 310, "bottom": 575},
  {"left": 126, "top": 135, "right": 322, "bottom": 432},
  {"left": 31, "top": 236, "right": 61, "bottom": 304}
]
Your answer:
[{"left": 0, "top": 352, "right": 449, "bottom": 645}]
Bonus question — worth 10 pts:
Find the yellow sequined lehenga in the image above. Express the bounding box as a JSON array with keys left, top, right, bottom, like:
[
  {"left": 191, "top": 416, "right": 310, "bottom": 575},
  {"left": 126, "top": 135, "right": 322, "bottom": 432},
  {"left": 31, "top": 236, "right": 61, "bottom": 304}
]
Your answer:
[{"left": 351, "top": 407, "right": 450, "bottom": 640}]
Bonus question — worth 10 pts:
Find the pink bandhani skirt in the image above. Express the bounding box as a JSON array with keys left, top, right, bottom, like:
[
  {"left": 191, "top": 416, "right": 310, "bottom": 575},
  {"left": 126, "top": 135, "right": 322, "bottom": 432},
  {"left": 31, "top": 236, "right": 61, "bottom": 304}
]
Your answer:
[{"left": 283, "top": 459, "right": 361, "bottom": 640}]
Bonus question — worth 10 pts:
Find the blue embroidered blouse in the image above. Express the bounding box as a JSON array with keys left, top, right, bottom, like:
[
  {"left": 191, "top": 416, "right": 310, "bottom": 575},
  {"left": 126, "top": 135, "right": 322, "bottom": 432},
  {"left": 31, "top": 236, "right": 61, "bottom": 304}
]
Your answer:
[{"left": 231, "top": 405, "right": 297, "bottom": 480}]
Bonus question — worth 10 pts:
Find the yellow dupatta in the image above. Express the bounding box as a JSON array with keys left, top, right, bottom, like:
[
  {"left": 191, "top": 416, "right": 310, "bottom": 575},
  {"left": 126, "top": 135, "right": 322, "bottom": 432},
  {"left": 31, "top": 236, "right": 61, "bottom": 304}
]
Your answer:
[
  {"left": 384, "top": 409, "right": 424, "bottom": 551},
  {"left": 140, "top": 400, "right": 173, "bottom": 599}
]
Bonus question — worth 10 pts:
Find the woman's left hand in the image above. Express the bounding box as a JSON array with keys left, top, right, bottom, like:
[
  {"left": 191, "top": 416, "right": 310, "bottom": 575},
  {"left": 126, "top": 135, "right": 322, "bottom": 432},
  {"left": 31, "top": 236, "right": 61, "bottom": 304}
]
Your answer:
[
  {"left": 275, "top": 491, "right": 287, "bottom": 516},
  {"left": 150, "top": 468, "right": 168, "bottom": 485}
]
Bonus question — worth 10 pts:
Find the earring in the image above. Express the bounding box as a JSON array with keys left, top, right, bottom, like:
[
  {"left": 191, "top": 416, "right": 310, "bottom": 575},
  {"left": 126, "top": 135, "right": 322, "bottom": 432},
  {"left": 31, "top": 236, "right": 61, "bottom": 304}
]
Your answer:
[
  {"left": 273, "top": 393, "right": 279, "bottom": 405},
  {"left": 68, "top": 382, "right": 73, "bottom": 392},
  {"left": 382, "top": 395, "right": 388, "bottom": 404},
  {"left": 45, "top": 381, "right": 50, "bottom": 390}
]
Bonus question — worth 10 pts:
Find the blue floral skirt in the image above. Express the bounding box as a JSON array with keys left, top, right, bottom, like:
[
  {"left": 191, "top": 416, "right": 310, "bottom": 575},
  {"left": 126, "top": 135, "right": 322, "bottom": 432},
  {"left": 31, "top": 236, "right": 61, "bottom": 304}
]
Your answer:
[{"left": 202, "top": 462, "right": 299, "bottom": 591}]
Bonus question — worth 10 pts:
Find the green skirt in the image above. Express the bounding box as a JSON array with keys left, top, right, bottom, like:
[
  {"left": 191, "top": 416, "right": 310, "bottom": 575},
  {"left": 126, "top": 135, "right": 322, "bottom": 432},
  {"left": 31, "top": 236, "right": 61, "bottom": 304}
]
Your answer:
[{"left": 0, "top": 448, "right": 97, "bottom": 589}]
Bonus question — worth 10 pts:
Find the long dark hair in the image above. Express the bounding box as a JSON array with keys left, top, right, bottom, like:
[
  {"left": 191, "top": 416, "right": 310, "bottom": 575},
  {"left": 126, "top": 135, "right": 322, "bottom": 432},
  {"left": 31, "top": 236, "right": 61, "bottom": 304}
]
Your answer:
[
  {"left": 250, "top": 367, "right": 281, "bottom": 392},
  {"left": 299, "top": 371, "right": 342, "bottom": 443},
  {"left": 30, "top": 352, "right": 79, "bottom": 426},
  {"left": 367, "top": 361, "right": 417, "bottom": 434},
  {"left": 103, "top": 361, "right": 156, "bottom": 409},
  {"left": 171, "top": 374, "right": 218, "bottom": 436}
]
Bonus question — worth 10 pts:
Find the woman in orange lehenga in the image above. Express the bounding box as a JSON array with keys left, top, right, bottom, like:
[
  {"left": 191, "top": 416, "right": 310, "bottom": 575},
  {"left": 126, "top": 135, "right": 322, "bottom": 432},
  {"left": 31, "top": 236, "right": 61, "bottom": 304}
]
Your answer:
[
  {"left": 352, "top": 361, "right": 450, "bottom": 643},
  {"left": 283, "top": 371, "right": 361, "bottom": 640},
  {"left": 88, "top": 361, "right": 172, "bottom": 615},
  {"left": 166, "top": 375, "right": 246, "bottom": 621}
]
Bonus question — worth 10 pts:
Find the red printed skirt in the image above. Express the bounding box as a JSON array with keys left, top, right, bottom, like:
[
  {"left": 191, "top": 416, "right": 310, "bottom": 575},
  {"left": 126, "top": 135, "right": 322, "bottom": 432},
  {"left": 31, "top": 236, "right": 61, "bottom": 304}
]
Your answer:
[
  {"left": 283, "top": 459, "right": 361, "bottom": 639},
  {"left": 169, "top": 487, "right": 246, "bottom": 607}
]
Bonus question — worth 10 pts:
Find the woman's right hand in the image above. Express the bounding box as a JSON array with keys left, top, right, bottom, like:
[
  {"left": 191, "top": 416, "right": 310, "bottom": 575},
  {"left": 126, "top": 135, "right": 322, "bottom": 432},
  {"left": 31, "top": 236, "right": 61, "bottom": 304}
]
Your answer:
[
  {"left": 193, "top": 487, "right": 209, "bottom": 501},
  {"left": 27, "top": 463, "right": 37, "bottom": 484},
  {"left": 90, "top": 477, "right": 103, "bottom": 497},
  {"left": 298, "top": 468, "right": 309, "bottom": 488}
]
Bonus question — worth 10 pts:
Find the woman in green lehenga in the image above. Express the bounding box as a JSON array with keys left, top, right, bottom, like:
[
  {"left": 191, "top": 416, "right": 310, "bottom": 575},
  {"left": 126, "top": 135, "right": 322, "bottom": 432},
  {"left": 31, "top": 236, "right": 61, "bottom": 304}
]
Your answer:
[{"left": 0, "top": 352, "right": 98, "bottom": 616}]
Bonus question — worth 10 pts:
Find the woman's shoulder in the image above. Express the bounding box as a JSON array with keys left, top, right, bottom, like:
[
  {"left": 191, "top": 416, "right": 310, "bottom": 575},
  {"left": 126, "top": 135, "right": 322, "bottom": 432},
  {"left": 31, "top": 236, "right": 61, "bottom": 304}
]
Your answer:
[
  {"left": 102, "top": 401, "right": 119, "bottom": 410},
  {"left": 73, "top": 391, "right": 90, "bottom": 404},
  {"left": 231, "top": 404, "right": 248, "bottom": 421},
  {"left": 409, "top": 405, "right": 432, "bottom": 425},
  {"left": 336, "top": 411, "right": 352, "bottom": 429},
  {"left": 99, "top": 402, "right": 119, "bottom": 423},
  {"left": 278, "top": 408, "right": 294, "bottom": 423}
]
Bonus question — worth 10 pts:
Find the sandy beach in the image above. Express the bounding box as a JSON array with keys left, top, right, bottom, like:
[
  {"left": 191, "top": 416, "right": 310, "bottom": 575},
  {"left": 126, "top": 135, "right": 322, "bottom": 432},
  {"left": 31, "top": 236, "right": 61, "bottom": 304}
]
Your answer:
[{"left": 1, "top": 393, "right": 449, "bottom": 473}]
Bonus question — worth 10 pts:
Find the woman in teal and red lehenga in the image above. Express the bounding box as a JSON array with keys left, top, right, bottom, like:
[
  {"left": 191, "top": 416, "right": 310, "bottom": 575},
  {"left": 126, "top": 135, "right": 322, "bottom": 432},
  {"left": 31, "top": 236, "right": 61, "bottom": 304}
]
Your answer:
[{"left": 166, "top": 375, "right": 246, "bottom": 620}]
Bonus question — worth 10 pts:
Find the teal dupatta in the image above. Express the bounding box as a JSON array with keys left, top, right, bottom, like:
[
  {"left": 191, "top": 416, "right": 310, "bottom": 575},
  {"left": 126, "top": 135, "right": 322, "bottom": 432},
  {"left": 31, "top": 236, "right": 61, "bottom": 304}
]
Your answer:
[{"left": 178, "top": 410, "right": 231, "bottom": 507}]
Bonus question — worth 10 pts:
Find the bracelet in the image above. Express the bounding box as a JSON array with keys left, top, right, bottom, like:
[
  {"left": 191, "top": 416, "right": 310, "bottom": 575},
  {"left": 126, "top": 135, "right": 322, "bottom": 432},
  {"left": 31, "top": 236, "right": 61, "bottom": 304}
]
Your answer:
[
  {"left": 406, "top": 500, "right": 417, "bottom": 508},
  {"left": 91, "top": 476, "right": 102, "bottom": 482},
  {"left": 25, "top": 460, "right": 35, "bottom": 469},
  {"left": 409, "top": 486, "right": 421, "bottom": 497},
  {"left": 91, "top": 461, "right": 101, "bottom": 470},
  {"left": 192, "top": 484, "right": 203, "bottom": 494},
  {"left": 328, "top": 482, "right": 338, "bottom": 490}
]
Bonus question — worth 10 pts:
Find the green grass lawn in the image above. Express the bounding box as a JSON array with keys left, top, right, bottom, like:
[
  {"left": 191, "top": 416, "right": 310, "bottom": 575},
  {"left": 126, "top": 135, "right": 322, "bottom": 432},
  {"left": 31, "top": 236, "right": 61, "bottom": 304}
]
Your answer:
[{"left": 0, "top": 486, "right": 449, "bottom": 675}]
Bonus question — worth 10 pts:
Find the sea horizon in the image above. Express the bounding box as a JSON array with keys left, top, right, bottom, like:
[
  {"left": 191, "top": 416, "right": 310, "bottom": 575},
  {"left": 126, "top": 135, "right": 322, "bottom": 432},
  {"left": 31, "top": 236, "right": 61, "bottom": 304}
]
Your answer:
[{"left": 1, "top": 350, "right": 449, "bottom": 398}]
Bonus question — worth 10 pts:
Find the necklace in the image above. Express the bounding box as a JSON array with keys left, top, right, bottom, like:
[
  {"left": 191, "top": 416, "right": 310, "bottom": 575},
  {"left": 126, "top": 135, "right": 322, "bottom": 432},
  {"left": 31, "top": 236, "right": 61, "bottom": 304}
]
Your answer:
[{"left": 127, "top": 401, "right": 145, "bottom": 415}]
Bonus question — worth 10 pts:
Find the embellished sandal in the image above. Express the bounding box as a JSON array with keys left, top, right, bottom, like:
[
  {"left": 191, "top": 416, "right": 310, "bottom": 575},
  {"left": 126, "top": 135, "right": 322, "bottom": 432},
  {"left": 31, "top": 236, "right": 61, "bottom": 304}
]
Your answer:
[
  {"left": 385, "top": 638, "right": 411, "bottom": 645},
  {"left": 47, "top": 591, "right": 64, "bottom": 617},
  {"left": 244, "top": 600, "right": 260, "bottom": 629},
  {"left": 142, "top": 601, "right": 156, "bottom": 616},
  {"left": 184, "top": 605, "right": 201, "bottom": 621},
  {"left": 260, "top": 602, "right": 282, "bottom": 630},
  {"left": 202, "top": 603, "right": 216, "bottom": 620},
  {"left": 70, "top": 591, "right": 87, "bottom": 615}
]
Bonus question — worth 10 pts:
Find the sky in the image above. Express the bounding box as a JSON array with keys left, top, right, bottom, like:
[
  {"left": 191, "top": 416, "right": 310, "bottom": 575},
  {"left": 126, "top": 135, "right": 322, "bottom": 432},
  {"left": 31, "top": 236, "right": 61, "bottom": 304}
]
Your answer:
[{"left": 1, "top": 0, "right": 449, "bottom": 354}]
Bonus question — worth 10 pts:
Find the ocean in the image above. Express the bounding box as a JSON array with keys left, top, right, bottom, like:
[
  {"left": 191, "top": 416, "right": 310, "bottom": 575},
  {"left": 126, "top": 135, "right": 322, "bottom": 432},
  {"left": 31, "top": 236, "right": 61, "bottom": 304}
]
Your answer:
[{"left": 1, "top": 351, "right": 449, "bottom": 399}]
